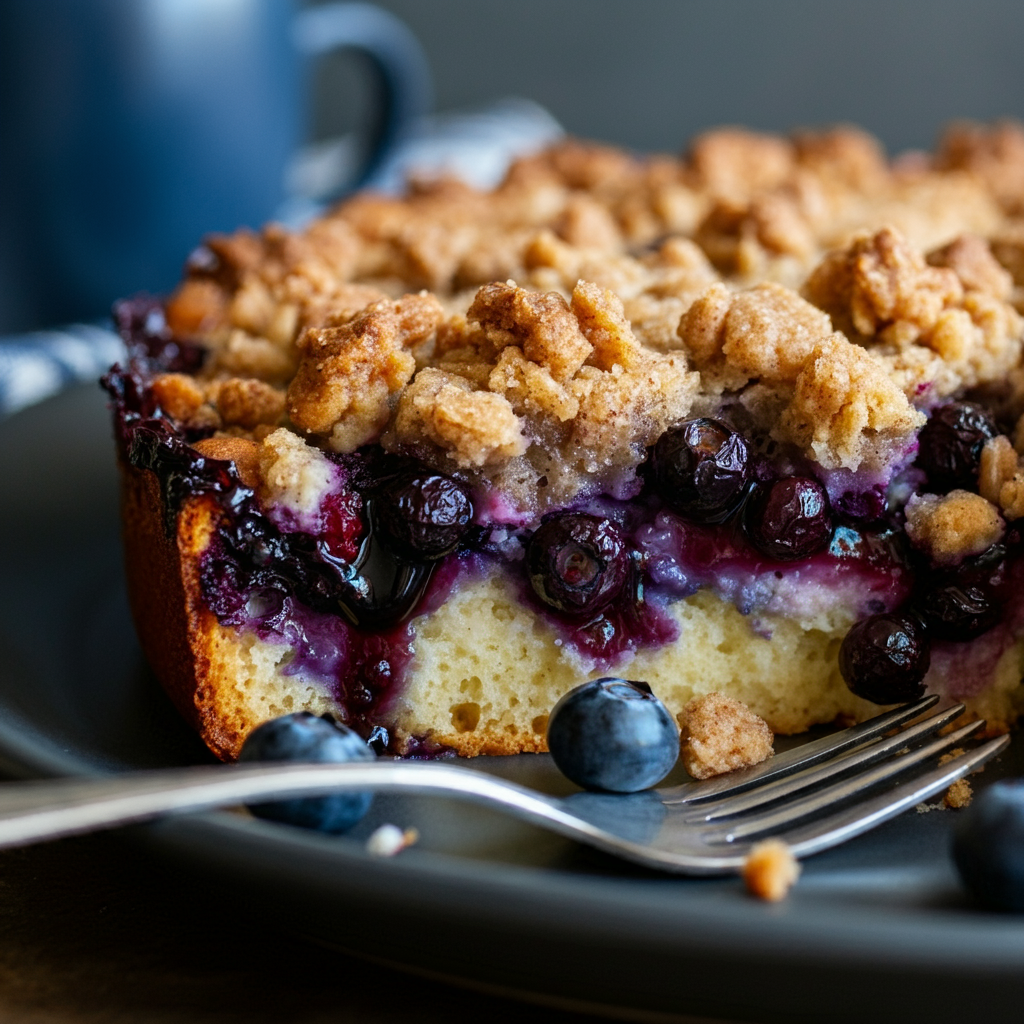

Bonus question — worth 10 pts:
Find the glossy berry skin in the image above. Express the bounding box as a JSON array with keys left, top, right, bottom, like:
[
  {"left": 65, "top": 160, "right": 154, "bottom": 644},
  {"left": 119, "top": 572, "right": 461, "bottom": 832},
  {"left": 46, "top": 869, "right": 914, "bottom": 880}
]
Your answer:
[
  {"left": 916, "top": 401, "right": 997, "bottom": 492},
  {"left": 546, "top": 678, "right": 680, "bottom": 792},
  {"left": 526, "top": 513, "right": 630, "bottom": 617},
  {"left": 838, "top": 613, "right": 931, "bottom": 704},
  {"left": 953, "top": 781, "right": 1024, "bottom": 912},
  {"left": 377, "top": 473, "right": 474, "bottom": 560},
  {"left": 916, "top": 583, "right": 1001, "bottom": 642},
  {"left": 238, "top": 712, "right": 375, "bottom": 833},
  {"left": 652, "top": 418, "right": 752, "bottom": 524},
  {"left": 744, "top": 477, "right": 832, "bottom": 561}
]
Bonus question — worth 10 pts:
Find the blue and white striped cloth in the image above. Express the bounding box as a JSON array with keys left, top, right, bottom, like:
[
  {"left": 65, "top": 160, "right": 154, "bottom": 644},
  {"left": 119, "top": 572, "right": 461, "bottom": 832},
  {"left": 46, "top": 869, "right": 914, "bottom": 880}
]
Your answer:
[
  {"left": 0, "top": 323, "right": 126, "bottom": 418},
  {"left": 0, "top": 98, "right": 564, "bottom": 419}
]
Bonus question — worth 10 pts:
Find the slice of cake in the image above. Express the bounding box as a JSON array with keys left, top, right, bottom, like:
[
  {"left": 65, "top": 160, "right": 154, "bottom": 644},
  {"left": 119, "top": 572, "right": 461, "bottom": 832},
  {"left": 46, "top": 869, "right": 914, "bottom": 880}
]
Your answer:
[{"left": 106, "top": 123, "right": 1024, "bottom": 761}]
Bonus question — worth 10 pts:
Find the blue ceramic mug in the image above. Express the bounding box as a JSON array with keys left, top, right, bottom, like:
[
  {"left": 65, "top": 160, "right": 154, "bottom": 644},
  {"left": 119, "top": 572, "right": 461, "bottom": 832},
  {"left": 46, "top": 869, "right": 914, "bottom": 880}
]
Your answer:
[{"left": 0, "top": 0, "right": 431, "bottom": 328}]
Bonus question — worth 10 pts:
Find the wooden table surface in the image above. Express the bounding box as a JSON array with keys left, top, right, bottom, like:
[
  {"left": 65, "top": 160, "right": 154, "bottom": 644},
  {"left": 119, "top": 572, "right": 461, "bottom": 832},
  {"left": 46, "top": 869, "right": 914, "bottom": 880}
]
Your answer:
[{"left": 0, "top": 830, "right": 604, "bottom": 1024}]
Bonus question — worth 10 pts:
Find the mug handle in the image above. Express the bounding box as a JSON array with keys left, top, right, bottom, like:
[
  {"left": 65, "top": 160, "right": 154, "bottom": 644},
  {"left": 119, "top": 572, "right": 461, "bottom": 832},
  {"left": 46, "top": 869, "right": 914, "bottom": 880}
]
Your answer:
[{"left": 292, "top": 2, "right": 432, "bottom": 192}]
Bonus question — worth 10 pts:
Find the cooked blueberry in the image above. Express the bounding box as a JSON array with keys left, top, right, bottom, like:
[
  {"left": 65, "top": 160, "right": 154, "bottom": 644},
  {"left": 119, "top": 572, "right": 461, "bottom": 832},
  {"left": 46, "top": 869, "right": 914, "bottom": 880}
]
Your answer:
[
  {"left": 838, "top": 613, "right": 931, "bottom": 704},
  {"left": 744, "top": 477, "right": 832, "bottom": 561},
  {"left": 377, "top": 473, "right": 473, "bottom": 560},
  {"left": 916, "top": 583, "right": 1001, "bottom": 642},
  {"left": 953, "top": 781, "right": 1024, "bottom": 912},
  {"left": 952, "top": 543, "right": 1009, "bottom": 595},
  {"left": 526, "top": 513, "right": 630, "bottom": 617},
  {"left": 547, "top": 678, "right": 680, "bottom": 792},
  {"left": 915, "top": 401, "right": 997, "bottom": 492},
  {"left": 238, "top": 712, "right": 375, "bottom": 833},
  {"left": 652, "top": 418, "right": 752, "bottom": 523}
]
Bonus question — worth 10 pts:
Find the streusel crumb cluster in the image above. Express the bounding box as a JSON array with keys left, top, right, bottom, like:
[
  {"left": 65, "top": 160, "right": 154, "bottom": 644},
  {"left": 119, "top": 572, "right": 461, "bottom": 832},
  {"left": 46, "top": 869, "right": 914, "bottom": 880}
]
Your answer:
[{"left": 160, "top": 121, "right": 1024, "bottom": 540}]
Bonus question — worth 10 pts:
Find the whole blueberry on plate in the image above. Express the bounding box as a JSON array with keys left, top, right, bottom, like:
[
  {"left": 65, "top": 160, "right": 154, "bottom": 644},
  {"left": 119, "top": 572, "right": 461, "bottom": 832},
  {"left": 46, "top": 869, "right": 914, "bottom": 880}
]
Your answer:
[
  {"left": 526, "top": 513, "right": 630, "bottom": 617},
  {"left": 838, "top": 612, "right": 931, "bottom": 704},
  {"left": 744, "top": 477, "right": 832, "bottom": 561},
  {"left": 238, "top": 712, "right": 375, "bottom": 833},
  {"left": 651, "top": 418, "right": 752, "bottom": 524},
  {"left": 952, "top": 780, "right": 1024, "bottom": 911},
  {"left": 546, "top": 678, "right": 680, "bottom": 792},
  {"left": 377, "top": 472, "right": 474, "bottom": 560},
  {"left": 915, "top": 401, "right": 997, "bottom": 492}
]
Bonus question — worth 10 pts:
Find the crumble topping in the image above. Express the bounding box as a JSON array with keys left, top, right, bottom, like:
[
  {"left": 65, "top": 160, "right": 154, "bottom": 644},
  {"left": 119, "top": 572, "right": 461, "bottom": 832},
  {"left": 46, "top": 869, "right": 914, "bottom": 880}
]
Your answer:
[
  {"left": 678, "top": 279, "right": 923, "bottom": 470},
  {"left": 937, "top": 120, "right": 1024, "bottom": 216},
  {"left": 156, "top": 122, "right": 1024, "bottom": 516},
  {"left": 779, "top": 333, "right": 924, "bottom": 470},
  {"left": 151, "top": 373, "right": 208, "bottom": 424},
  {"left": 257, "top": 427, "right": 335, "bottom": 515},
  {"left": 192, "top": 436, "right": 261, "bottom": 490},
  {"left": 742, "top": 839, "right": 801, "bottom": 901},
  {"left": 904, "top": 490, "right": 1005, "bottom": 565},
  {"left": 287, "top": 293, "right": 444, "bottom": 451},
  {"left": 214, "top": 377, "right": 286, "bottom": 431},
  {"left": 678, "top": 692, "right": 774, "bottom": 780},
  {"left": 979, "top": 435, "right": 1024, "bottom": 520},
  {"left": 803, "top": 226, "right": 1022, "bottom": 399},
  {"left": 387, "top": 279, "right": 697, "bottom": 507}
]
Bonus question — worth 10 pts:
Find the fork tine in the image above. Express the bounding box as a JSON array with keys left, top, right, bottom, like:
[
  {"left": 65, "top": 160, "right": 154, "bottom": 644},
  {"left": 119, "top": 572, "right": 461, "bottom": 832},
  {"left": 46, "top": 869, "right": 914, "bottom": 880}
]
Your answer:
[
  {"left": 680, "top": 702, "right": 966, "bottom": 823},
  {"left": 661, "top": 694, "right": 940, "bottom": 805},
  {"left": 699, "top": 720, "right": 984, "bottom": 844},
  {"left": 778, "top": 735, "right": 1010, "bottom": 859}
]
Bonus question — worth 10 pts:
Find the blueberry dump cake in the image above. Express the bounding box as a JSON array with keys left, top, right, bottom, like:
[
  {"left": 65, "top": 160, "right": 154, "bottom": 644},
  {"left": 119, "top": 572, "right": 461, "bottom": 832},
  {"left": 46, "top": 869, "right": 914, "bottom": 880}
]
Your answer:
[{"left": 105, "top": 121, "right": 1024, "bottom": 761}]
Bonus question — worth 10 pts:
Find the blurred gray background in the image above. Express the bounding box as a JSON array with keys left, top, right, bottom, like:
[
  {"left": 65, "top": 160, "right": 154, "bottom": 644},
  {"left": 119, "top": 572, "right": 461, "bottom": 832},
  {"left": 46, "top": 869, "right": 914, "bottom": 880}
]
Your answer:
[{"left": 309, "top": 0, "right": 1024, "bottom": 156}]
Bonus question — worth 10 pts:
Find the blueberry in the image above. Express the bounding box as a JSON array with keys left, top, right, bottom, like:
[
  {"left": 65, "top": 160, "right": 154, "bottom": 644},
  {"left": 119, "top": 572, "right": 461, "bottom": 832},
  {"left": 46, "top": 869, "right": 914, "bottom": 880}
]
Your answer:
[
  {"left": 744, "top": 477, "right": 832, "bottom": 561},
  {"left": 915, "top": 401, "right": 997, "bottom": 493},
  {"left": 526, "top": 513, "right": 630, "bottom": 617},
  {"left": 838, "top": 613, "right": 931, "bottom": 704},
  {"left": 916, "top": 582, "right": 1001, "bottom": 642},
  {"left": 952, "top": 781, "right": 1024, "bottom": 911},
  {"left": 651, "top": 418, "right": 752, "bottom": 524},
  {"left": 238, "top": 712, "right": 375, "bottom": 833},
  {"left": 377, "top": 473, "right": 473, "bottom": 560},
  {"left": 546, "top": 678, "right": 680, "bottom": 792}
]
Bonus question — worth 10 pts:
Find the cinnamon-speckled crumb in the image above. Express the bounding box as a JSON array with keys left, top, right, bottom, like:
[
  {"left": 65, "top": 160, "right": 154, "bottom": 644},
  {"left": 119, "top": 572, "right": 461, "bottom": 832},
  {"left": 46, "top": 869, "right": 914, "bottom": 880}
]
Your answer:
[
  {"left": 943, "top": 778, "right": 974, "bottom": 809},
  {"left": 979, "top": 435, "right": 1024, "bottom": 520},
  {"left": 904, "top": 490, "right": 1005, "bottom": 565},
  {"left": 743, "top": 839, "right": 801, "bottom": 901},
  {"left": 679, "top": 692, "right": 774, "bottom": 779}
]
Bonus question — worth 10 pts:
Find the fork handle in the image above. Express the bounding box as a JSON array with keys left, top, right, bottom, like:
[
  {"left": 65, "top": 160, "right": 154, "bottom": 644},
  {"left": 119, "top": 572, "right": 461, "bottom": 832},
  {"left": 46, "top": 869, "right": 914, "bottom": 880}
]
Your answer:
[{"left": 0, "top": 761, "right": 586, "bottom": 851}]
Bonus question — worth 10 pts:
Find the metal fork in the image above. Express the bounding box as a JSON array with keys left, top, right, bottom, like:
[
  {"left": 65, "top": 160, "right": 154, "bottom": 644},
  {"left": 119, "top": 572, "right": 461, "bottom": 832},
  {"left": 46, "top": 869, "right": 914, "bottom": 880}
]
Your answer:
[{"left": 0, "top": 695, "right": 1007, "bottom": 875}]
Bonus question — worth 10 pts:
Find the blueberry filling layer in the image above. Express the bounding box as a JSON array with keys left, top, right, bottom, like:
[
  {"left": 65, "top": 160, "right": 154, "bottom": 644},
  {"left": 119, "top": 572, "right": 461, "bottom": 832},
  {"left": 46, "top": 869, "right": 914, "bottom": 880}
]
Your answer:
[{"left": 105, "top": 295, "right": 1024, "bottom": 749}]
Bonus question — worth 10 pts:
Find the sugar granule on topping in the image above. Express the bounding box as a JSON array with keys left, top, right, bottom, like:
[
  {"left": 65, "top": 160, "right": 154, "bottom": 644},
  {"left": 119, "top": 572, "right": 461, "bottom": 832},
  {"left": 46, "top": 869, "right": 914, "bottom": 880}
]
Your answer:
[{"left": 743, "top": 839, "right": 801, "bottom": 902}]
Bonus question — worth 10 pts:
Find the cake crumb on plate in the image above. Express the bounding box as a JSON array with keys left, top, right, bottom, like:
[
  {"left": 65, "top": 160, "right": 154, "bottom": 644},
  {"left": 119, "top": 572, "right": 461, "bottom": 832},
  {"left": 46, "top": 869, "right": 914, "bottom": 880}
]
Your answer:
[
  {"left": 743, "top": 839, "right": 801, "bottom": 901},
  {"left": 679, "top": 692, "right": 774, "bottom": 779}
]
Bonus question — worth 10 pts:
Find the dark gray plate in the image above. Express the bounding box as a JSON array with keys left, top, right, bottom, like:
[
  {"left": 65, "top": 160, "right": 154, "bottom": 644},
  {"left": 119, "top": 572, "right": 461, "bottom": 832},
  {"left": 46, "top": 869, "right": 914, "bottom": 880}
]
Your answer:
[{"left": 1, "top": 384, "right": 1023, "bottom": 1024}]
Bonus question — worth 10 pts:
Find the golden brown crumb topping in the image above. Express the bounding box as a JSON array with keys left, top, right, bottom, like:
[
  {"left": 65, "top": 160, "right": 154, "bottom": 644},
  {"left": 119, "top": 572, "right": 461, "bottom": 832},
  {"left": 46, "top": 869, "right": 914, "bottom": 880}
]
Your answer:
[
  {"left": 904, "top": 490, "right": 1005, "bottom": 565},
  {"left": 678, "top": 692, "right": 774, "bottom": 780},
  {"left": 287, "top": 293, "right": 444, "bottom": 451},
  {"left": 979, "top": 435, "right": 1024, "bottom": 521},
  {"left": 157, "top": 122, "right": 1024, "bottom": 514}
]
